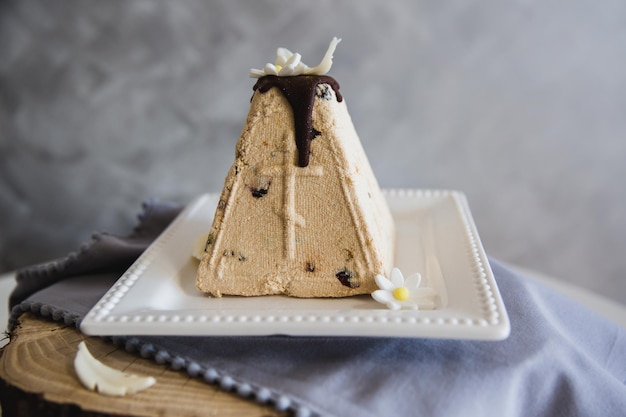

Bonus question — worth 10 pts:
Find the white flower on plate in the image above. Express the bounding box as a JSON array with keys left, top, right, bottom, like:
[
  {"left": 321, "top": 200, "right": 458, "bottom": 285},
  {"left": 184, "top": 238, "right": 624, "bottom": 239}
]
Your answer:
[
  {"left": 249, "top": 37, "right": 341, "bottom": 78},
  {"left": 372, "top": 268, "right": 437, "bottom": 311}
]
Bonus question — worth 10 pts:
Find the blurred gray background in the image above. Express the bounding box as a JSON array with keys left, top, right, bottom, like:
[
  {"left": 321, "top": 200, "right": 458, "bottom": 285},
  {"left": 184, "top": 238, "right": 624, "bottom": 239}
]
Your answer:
[{"left": 1, "top": 0, "right": 625, "bottom": 304}]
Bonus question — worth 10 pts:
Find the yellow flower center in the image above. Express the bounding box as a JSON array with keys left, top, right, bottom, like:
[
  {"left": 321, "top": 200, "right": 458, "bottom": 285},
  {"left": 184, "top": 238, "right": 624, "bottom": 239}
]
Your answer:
[
  {"left": 393, "top": 287, "right": 410, "bottom": 301},
  {"left": 275, "top": 64, "right": 283, "bottom": 72}
]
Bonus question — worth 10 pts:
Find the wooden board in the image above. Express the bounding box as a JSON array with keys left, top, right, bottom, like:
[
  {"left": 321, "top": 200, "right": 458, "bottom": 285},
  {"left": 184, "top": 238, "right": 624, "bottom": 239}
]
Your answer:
[{"left": 0, "top": 313, "right": 288, "bottom": 417}]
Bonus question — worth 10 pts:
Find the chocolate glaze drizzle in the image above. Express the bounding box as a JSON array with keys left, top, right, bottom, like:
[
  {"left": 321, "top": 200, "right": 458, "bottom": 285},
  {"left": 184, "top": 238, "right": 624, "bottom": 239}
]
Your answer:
[{"left": 253, "top": 75, "right": 343, "bottom": 167}]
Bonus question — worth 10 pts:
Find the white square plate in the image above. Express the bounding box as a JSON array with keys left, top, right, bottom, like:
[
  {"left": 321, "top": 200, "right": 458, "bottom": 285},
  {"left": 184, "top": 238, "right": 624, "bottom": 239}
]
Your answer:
[{"left": 81, "top": 190, "right": 509, "bottom": 340}]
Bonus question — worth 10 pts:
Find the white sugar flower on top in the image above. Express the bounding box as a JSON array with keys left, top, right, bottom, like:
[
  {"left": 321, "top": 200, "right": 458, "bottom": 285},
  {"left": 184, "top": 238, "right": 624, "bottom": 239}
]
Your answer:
[
  {"left": 249, "top": 37, "right": 341, "bottom": 78},
  {"left": 372, "top": 268, "right": 437, "bottom": 311}
]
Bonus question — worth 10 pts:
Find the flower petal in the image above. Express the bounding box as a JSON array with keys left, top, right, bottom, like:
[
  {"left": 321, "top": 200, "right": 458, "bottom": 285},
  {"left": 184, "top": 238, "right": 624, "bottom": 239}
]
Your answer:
[
  {"left": 275, "top": 48, "right": 292, "bottom": 66},
  {"left": 282, "top": 53, "right": 306, "bottom": 76},
  {"left": 249, "top": 68, "right": 266, "bottom": 78},
  {"left": 264, "top": 63, "right": 278, "bottom": 76},
  {"left": 411, "top": 288, "right": 437, "bottom": 310},
  {"left": 294, "top": 62, "right": 308, "bottom": 72},
  {"left": 386, "top": 301, "right": 401, "bottom": 311},
  {"left": 416, "top": 299, "right": 436, "bottom": 310},
  {"left": 390, "top": 268, "right": 405, "bottom": 287},
  {"left": 404, "top": 272, "right": 422, "bottom": 289},
  {"left": 285, "top": 52, "right": 302, "bottom": 68},
  {"left": 372, "top": 289, "right": 394, "bottom": 304},
  {"left": 399, "top": 300, "right": 419, "bottom": 310},
  {"left": 375, "top": 274, "right": 395, "bottom": 291},
  {"left": 279, "top": 66, "right": 294, "bottom": 76},
  {"left": 413, "top": 287, "right": 437, "bottom": 298}
]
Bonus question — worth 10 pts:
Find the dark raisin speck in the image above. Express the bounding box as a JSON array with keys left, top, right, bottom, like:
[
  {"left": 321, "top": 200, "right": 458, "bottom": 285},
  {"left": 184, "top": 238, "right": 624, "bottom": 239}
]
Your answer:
[
  {"left": 336, "top": 269, "right": 359, "bottom": 288},
  {"left": 306, "top": 262, "right": 316, "bottom": 272},
  {"left": 315, "top": 83, "right": 334, "bottom": 100},
  {"left": 204, "top": 234, "right": 215, "bottom": 251},
  {"left": 251, "top": 188, "right": 269, "bottom": 198}
]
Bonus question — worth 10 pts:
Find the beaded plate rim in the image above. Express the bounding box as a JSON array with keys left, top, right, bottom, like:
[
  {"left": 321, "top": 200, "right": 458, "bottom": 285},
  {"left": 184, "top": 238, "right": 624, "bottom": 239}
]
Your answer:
[{"left": 81, "top": 189, "right": 510, "bottom": 340}]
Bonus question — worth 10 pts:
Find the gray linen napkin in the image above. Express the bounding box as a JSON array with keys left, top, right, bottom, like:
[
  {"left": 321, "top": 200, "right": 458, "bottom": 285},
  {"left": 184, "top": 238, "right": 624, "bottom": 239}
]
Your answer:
[{"left": 7, "top": 201, "right": 626, "bottom": 417}]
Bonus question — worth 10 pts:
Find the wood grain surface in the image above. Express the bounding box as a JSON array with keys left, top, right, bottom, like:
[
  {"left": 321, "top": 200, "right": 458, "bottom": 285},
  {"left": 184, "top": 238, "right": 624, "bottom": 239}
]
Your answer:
[{"left": 0, "top": 313, "right": 288, "bottom": 417}]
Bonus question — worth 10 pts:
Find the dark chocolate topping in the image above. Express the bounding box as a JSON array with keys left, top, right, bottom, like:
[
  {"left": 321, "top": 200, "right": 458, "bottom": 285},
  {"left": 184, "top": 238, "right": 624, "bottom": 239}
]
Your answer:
[{"left": 253, "top": 75, "right": 343, "bottom": 167}]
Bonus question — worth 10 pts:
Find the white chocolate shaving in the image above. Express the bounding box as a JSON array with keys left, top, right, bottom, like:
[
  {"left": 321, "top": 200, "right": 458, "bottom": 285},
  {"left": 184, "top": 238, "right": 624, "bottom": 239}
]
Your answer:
[
  {"left": 304, "top": 37, "right": 341, "bottom": 76},
  {"left": 250, "top": 37, "right": 341, "bottom": 78},
  {"left": 74, "top": 341, "right": 156, "bottom": 396}
]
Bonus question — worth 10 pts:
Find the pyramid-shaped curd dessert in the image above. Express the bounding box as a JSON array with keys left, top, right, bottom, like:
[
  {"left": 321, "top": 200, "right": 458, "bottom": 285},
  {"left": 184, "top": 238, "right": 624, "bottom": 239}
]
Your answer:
[{"left": 196, "top": 39, "right": 395, "bottom": 297}]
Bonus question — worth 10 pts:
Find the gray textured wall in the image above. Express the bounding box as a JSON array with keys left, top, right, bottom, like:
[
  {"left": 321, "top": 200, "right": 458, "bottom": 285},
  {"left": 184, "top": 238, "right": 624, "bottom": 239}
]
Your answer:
[{"left": 1, "top": 0, "right": 625, "bottom": 304}]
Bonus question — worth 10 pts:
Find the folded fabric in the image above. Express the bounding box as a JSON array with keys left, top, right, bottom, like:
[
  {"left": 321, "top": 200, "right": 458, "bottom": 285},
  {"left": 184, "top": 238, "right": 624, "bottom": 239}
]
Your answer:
[{"left": 8, "top": 201, "right": 626, "bottom": 417}]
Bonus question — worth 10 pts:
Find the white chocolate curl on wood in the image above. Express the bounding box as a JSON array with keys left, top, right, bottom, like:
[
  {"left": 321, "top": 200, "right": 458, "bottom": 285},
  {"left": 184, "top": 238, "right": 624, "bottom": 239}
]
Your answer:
[{"left": 74, "top": 341, "right": 156, "bottom": 396}]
